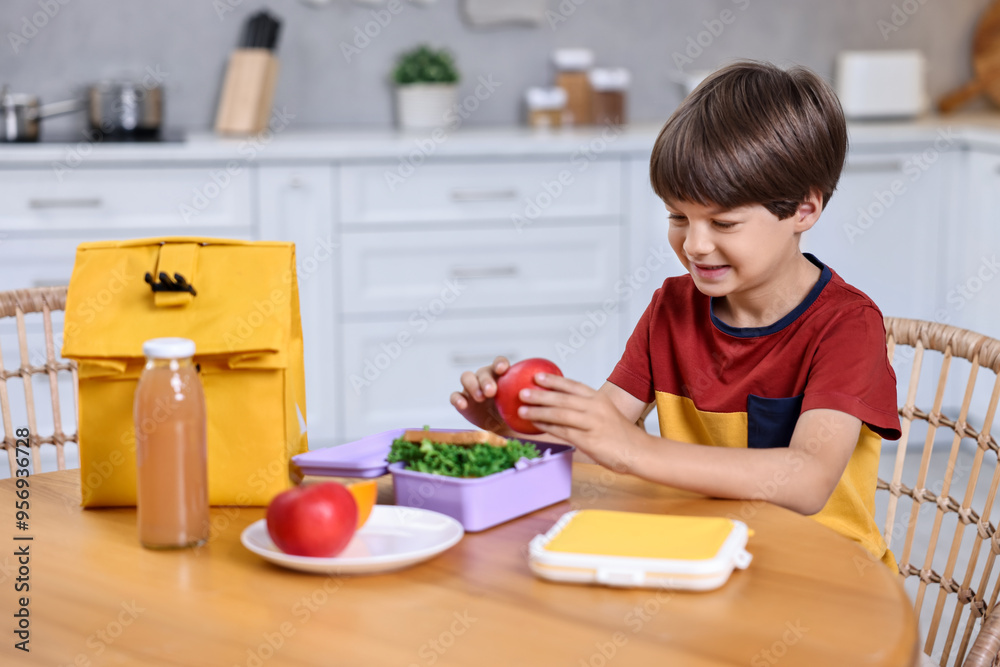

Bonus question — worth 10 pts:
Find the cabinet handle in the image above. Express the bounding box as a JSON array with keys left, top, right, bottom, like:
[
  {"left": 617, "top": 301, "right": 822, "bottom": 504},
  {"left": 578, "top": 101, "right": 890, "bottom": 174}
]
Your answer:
[
  {"left": 450, "top": 188, "right": 518, "bottom": 202},
  {"left": 450, "top": 353, "right": 517, "bottom": 367},
  {"left": 449, "top": 265, "right": 519, "bottom": 279},
  {"left": 32, "top": 278, "right": 69, "bottom": 288},
  {"left": 28, "top": 197, "right": 103, "bottom": 209},
  {"left": 843, "top": 161, "right": 904, "bottom": 174}
]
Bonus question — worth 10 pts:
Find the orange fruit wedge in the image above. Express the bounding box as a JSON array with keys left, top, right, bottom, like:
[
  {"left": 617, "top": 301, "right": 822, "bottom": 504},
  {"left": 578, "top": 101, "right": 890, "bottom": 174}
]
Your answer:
[{"left": 347, "top": 480, "right": 377, "bottom": 529}]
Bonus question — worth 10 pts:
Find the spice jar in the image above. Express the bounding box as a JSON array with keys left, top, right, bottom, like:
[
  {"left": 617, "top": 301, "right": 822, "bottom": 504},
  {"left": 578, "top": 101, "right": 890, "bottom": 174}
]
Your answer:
[
  {"left": 590, "top": 68, "right": 630, "bottom": 126},
  {"left": 134, "top": 337, "right": 209, "bottom": 549},
  {"left": 553, "top": 48, "right": 595, "bottom": 126},
  {"left": 526, "top": 87, "right": 567, "bottom": 129}
]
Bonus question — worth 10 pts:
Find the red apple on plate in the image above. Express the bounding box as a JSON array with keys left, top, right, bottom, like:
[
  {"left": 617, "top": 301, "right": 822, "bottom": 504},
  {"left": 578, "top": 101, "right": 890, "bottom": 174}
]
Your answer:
[
  {"left": 495, "top": 357, "right": 563, "bottom": 435},
  {"left": 266, "top": 481, "right": 358, "bottom": 558}
]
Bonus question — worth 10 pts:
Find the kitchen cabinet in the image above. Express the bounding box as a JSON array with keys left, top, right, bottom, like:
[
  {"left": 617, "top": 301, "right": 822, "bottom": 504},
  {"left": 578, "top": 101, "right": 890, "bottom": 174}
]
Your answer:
[
  {"left": 333, "top": 155, "right": 625, "bottom": 442},
  {"left": 802, "top": 148, "right": 951, "bottom": 323},
  {"left": 947, "top": 149, "right": 1000, "bottom": 339},
  {"left": 256, "top": 165, "right": 339, "bottom": 447}
]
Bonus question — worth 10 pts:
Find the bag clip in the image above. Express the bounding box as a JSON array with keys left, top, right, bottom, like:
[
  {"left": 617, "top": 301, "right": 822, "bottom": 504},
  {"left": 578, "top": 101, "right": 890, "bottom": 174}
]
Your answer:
[{"left": 145, "top": 271, "right": 198, "bottom": 296}]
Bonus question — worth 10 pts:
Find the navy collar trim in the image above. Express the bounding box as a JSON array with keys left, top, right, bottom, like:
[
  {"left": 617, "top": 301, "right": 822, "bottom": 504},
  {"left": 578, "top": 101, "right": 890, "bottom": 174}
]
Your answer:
[{"left": 709, "top": 253, "right": 831, "bottom": 338}]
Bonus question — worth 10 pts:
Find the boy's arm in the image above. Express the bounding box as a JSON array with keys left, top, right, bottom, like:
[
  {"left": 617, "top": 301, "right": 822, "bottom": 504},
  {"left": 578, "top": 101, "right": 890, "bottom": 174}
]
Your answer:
[{"left": 522, "top": 373, "right": 860, "bottom": 515}]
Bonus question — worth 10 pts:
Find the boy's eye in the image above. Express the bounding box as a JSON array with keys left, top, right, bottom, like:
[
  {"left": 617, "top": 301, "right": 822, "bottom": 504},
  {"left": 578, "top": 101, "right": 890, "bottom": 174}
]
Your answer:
[
  {"left": 668, "top": 214, "right": 687, "bottom": 224},
  {"left": 713, "top": 221, "right": 737, "bottom": 229}
]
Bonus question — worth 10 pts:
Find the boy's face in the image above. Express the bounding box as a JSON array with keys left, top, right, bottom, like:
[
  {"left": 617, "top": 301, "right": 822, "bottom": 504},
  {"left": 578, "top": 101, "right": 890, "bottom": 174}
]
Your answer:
[{"left": 664, "top": 197, "right": 819, "bottom": 302}]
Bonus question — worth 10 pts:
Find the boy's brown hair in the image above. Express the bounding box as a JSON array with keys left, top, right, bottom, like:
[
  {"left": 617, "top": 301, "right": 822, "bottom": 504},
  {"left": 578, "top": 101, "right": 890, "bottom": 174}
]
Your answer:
[{"left": 650, "top": 60, "right": 847, "bottom": 220}]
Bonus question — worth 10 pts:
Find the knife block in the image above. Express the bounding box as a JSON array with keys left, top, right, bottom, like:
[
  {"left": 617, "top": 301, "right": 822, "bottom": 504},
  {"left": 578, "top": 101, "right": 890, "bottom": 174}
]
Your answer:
[{"left": 215, "top": 49, "right": 279, "bottom": 135}]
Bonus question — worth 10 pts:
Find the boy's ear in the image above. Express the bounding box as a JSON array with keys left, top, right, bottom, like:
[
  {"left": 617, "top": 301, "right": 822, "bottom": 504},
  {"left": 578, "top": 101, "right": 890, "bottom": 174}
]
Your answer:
[{"left": 792, "top": 188, "right": 824, "bottom": 233}]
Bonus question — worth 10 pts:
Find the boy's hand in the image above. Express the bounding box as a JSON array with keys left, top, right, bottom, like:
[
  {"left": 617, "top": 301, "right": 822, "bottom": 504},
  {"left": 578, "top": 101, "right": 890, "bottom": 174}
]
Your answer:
[
  {"left": 449, "top": 356, "right": 514, "bottom": 436},
  {"left": 518, "top": 373, "right": 645, "bottom": 471}
]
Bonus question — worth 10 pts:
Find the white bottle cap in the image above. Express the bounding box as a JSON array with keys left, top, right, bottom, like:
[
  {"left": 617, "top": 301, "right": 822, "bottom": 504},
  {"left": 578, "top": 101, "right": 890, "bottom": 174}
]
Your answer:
[
  {"left": 552, "top": 48, "right": 594, "bottom": 71},
  {"left": 589, "top": 68, "right": 631, "bottom": 91},
  {"left": 525, "top": 87, "right": 567, "bottom": 110},
  {"left": 142, "top": 337, "right": 196, "bottom": 359}
]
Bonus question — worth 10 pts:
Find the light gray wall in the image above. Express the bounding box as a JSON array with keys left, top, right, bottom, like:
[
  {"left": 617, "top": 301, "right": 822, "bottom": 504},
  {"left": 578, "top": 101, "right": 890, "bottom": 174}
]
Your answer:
[{"left": 1, "top": 0, "right": 994, "bottom": 133}]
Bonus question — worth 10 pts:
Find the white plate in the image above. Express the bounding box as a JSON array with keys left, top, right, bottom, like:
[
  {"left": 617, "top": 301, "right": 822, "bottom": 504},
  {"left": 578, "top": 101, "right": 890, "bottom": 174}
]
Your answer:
[{"left": 240, "top": 505, "right": 464, "bottom": 575}]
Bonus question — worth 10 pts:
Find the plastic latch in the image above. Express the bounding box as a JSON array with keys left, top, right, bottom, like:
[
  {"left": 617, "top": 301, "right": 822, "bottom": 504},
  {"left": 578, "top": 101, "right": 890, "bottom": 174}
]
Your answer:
[
  {"left": 596, "top": 569, "right": 645, "bottom": 587},
  {"left": 734, "top": 549, "right": 753, "bottom": 570}
]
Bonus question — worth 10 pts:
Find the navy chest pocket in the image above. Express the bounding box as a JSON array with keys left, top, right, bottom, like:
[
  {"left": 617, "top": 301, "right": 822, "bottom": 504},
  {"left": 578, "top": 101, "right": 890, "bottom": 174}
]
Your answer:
[{"left": 747, "top": 394, "right": 804, "bottom": 449}]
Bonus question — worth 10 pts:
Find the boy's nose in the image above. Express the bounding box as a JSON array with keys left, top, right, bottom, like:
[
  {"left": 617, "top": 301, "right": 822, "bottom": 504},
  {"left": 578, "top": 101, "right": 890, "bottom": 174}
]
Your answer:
[{"left": 683, "top": 223, "right": 715, "bottom": 257}]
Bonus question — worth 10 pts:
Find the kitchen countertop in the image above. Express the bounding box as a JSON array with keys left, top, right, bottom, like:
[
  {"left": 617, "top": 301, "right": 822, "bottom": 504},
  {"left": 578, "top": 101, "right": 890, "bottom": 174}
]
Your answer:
[{"left": 1, "top": 113, "right": 999, "bottom": 166}]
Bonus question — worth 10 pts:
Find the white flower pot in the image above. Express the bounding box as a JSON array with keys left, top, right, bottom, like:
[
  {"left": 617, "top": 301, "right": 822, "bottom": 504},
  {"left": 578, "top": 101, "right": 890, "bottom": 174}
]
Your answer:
[{"left": 395, "top": 84, "right": 458, "bottom": 130}]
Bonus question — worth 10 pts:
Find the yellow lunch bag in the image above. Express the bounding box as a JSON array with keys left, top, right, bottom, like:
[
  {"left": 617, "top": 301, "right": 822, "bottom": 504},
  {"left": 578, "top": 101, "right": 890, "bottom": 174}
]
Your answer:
[{"left": 62, "top": 237, "right": 308, "bottom": 507}]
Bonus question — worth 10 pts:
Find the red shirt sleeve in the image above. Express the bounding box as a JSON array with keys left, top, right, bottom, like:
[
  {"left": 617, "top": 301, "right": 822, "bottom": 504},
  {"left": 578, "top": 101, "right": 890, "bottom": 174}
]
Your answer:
[
  {"left": 608, "top": 288, "right": 659, "bottom": 403},
  {"left": 802, "top": 304, "right": 902, "bottom": 440}
]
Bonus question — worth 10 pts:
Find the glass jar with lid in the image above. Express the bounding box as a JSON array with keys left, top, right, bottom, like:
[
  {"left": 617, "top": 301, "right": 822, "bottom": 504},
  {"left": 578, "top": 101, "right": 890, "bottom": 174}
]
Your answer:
[{"left": 134, "top": 337, "right": 209, "bottom": 549}]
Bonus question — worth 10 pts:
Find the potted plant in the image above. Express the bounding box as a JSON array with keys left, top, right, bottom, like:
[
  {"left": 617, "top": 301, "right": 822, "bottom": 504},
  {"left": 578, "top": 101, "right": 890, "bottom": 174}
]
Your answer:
[{"left": 392, "top": 45, "right": 460, "bottom": 130}]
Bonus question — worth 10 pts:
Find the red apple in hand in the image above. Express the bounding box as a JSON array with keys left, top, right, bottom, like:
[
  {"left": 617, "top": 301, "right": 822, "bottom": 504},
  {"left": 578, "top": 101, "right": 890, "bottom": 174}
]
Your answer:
[
  {"left": 495, "top": 358, "right": 563, "bottom": 435},
  {"left": 266, "top": 482, "right": 358, "bottom": 557}
]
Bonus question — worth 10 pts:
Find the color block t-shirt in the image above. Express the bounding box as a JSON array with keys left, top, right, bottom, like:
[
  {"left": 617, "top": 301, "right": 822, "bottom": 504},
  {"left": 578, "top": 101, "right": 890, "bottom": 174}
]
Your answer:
[{"left": 608, "top": 254, "right": 902, "bottom": 569}]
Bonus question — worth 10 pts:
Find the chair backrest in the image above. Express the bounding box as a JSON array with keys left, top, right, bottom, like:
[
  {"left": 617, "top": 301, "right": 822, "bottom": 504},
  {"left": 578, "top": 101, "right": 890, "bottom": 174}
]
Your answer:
[
  {"left": 0, "top": 287, "right": 78, "bottom": 477},
  {"left": 880, "top": 317, "right": 1000, "bottom": 667}
]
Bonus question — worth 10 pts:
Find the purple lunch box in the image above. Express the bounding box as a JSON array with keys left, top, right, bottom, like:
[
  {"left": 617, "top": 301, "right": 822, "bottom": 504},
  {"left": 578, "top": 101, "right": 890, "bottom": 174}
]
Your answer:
[{"left": 291, "top": 429, "right": 574, "bottom": 532}]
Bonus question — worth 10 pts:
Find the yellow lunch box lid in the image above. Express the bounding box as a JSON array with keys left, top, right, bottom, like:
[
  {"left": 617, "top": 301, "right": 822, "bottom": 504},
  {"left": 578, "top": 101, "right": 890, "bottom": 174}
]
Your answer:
[{"left": 528, "top": 509, "right": 753, "bottom": 590}]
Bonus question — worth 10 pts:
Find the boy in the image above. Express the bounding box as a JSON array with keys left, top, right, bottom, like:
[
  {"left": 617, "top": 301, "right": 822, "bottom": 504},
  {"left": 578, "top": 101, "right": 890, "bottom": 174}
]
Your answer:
[{"left": 450, "top": 61, "right": 902, "bottom": 570}]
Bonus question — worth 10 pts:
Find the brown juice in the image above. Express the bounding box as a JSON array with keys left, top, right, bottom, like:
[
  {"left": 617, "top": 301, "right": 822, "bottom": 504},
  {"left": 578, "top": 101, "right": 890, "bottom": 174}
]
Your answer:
[{"left": 134, "top": 358, "right": 209, "bottom": 548}]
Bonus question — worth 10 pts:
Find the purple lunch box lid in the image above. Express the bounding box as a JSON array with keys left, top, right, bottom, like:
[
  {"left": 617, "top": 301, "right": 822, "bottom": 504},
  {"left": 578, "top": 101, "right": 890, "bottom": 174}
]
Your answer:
[{"left": 292, "top": 428, "right": 477, "bottom": 478}]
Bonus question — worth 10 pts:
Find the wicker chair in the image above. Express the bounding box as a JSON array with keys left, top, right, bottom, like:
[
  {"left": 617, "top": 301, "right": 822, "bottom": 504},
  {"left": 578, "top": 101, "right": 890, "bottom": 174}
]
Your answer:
[
  {"left": 0, "top": 287, "right": 78, "bottom": 476},
  {"left": 880, "top": 317, "right": 1000, "bottom": 667}
]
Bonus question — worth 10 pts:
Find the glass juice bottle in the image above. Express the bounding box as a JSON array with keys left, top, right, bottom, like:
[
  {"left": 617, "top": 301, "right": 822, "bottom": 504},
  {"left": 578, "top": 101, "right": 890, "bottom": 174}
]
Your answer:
[{"left": 134, "top": 337, "right": 209, "bottom": 549}]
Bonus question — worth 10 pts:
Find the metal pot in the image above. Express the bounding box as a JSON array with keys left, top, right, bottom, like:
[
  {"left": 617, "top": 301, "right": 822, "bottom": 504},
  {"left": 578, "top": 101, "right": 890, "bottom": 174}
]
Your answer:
[
  {"left": 87, "top": 80, "right": 162, "bottom": 138},
  {"left": 0, "top": 87, "right": 83, "bottom": 142}
]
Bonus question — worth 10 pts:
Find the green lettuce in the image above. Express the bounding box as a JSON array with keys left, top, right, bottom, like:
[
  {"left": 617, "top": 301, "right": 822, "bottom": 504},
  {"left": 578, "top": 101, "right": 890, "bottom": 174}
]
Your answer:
[{"left": 387, "top": 436, "right": 541, "bottom": 478}]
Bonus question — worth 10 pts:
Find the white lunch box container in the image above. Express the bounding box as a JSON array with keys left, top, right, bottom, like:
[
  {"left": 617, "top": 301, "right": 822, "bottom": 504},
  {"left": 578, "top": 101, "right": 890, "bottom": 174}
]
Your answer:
[{"left": 528, "top": 510, "right": 753, "bottom": 591}]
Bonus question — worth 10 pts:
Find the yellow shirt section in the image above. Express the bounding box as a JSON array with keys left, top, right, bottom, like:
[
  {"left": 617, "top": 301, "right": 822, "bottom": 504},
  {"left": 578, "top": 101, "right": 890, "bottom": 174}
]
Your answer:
[{"left": 654, "top": 391, "right": 897, "bottom": 572}]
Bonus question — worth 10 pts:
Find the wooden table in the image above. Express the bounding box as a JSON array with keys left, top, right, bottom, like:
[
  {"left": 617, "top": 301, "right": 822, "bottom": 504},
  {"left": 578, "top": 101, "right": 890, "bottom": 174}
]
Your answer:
[{"left": 0, "top": 465, "right": 918, "bottom": 667}]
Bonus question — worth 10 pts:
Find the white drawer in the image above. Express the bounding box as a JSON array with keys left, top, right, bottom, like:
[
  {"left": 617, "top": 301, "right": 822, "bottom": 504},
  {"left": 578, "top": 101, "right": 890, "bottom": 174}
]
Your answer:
[
  {"left": 0, "top": 238, "right": 80, "bottom": 290},
  {"left": 340, "top": 225, "right": 620, "bottom": 314},
  {"left": 340, "top": 159, "right": 621, "bottom": 225},
  {"left": 339, "top": 312, "right": 620, "bottom": 441},
  {"left": 0, "top": 167, "right": 252, "bottom": 232}
]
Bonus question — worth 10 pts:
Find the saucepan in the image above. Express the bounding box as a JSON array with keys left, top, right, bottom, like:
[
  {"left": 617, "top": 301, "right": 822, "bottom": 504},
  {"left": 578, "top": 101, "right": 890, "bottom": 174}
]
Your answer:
[
  {"left": 88, "top": 79, "right": 163, "bottom": 138},
  {"left": 0, "top": 86, "right": 83, "bottom": 142}
]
